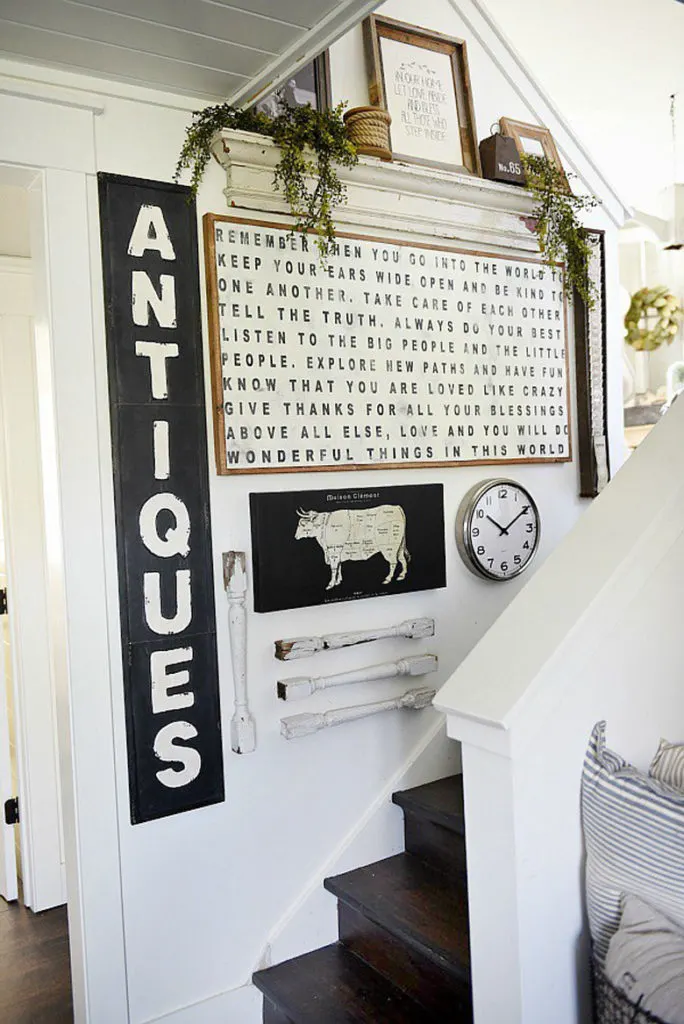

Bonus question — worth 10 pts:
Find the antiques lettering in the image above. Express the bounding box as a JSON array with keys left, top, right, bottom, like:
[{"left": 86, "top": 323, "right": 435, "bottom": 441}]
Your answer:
[{"left": 101, "top": 176, "right": 224, "bottom": 823}]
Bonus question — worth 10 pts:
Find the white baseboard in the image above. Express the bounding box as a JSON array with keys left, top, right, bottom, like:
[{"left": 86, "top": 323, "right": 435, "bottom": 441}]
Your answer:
[{"left": 145, "top": 982, "right": 262, "bottom": 1024}]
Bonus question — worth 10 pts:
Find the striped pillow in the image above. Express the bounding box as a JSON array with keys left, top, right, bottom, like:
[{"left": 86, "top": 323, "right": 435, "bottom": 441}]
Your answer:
[
  {"left": 581, "top": 722, "right": 684, "bottom": 963},
  {"left": 650, "top": 739, "right": 684, "bottom": 791}
]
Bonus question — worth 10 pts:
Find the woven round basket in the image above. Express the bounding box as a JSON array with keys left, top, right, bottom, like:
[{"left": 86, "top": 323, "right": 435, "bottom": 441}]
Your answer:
[
  {"left": 343, "top": 105, "right": 392, "bottom": 161},
  {"left": 593, "top": 959, "right": 671, "bottom": 1024}
]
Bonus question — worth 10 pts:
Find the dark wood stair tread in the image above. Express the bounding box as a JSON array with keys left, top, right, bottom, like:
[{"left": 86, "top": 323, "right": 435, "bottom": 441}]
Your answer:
[
  {"left": 325, "top": 853, "right": 469, "bottom": 983},
  {"left": 392, "top": 776, "right": 465, "bottom": 834},
  {"left": 253, "top": 943, "right": 430, "bottom": 1023}
]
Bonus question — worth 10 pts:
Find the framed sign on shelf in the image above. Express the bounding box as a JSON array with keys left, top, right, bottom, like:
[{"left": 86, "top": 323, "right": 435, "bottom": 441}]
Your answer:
[
  {"left": 362, "top": 14, "right": 480, "bottom": 175},
  {"left": 203, "top": 213, "right": 572, "bottom": 476},
  {"left": 574, "top": 228, "right": 610, "bottom": 497},
  {"left": 499, "top": 117, "right": 568, "bottom": 186}
]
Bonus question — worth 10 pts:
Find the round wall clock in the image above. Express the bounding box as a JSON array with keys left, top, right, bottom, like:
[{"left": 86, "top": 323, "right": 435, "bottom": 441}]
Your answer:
[{"left": 456, "top": 478, "right": 541, "bottom": 581}]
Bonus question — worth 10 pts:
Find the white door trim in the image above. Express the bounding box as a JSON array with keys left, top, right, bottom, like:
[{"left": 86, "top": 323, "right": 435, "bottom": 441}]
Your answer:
[
  {"left": 0, "top": 88, "right": 129, "bottom": 1024},
  {"left": 0, "top": 576, "right": 18, "bottom": 904},
  {"left": 0, "top": 298, "right": 67, "bottom": 911}
]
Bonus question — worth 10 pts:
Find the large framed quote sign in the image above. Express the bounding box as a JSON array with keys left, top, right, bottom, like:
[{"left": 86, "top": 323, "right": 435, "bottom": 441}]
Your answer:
[{"left": 204, "top": 214, "right": 570, "bottom": 475}]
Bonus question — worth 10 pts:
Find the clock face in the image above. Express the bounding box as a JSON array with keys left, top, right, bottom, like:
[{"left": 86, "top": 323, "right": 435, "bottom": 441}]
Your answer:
[{"left": 456, "top": 479, "right": 540, "bottom": 581}]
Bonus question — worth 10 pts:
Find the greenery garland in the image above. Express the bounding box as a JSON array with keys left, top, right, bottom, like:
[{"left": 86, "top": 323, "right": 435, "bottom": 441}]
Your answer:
[
  {"left": 521, "top": 154, "right": 599, "bottom": 308},
  {"left": 624, "top": 286, "right": 683, "bottom": 351},
  {"left": 174, "top": 101, "right": 358, "bottom": 257}
]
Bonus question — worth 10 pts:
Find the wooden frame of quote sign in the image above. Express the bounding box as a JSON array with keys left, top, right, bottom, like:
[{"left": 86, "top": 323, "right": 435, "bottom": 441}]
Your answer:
[
  {"left": 363, "top": 15, "right": 480, "bottom": 175},
  {"left": 203, "top": 213, "right": 571, "bottom": 475},
  {"left": 574, "top": 228, "right": 610, "bottom": 497}
]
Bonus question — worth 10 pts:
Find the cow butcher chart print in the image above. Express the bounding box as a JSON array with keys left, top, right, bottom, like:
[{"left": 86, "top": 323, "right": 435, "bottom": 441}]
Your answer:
[
  {"left": 295, "top": 505, "right": 410, "bottom": 590},
  {"left": 250, "top": 484, "right": 445, "bottom": 612}
]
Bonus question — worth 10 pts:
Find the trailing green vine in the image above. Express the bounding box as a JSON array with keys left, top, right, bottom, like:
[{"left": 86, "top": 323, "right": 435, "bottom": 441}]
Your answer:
[
  {"left": 174, "top": 102, "right": 357, "bottom": 257},
  {"left": 522, "top": 154, "right": 599, "bottom": 307}
]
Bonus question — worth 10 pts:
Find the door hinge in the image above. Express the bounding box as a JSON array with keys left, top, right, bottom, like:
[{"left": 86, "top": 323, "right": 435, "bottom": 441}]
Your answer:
[
  {"left": 4, "top": 797, "right": 19, "bottom": 826},
  {"left": 0, "top": 589, "right": 7, "bottom": 615}
]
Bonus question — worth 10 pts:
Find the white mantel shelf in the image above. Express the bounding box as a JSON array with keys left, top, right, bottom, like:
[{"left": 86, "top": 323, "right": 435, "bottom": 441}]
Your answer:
[{"left": 211, "top": 129, "right": 540, "bottom": 255}]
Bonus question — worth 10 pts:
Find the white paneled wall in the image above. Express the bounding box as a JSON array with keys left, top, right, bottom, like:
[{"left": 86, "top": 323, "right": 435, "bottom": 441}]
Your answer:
[{"left": 0, "top": 0, "right": 629, "bottom": 1018}]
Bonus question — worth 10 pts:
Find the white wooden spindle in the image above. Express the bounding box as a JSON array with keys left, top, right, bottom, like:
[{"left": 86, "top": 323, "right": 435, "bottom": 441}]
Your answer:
[
  {"left": 223, "top": 551, "right": 256, "bottom": 754},
  {"left": 274, "top": 617, "right": 435, "bottom": 661},
  {"left": 277, "top": 653, "right": 437, "bottom": 701},
  {"left": 280, "top": 686, "right": 436, "bottom": 740}
]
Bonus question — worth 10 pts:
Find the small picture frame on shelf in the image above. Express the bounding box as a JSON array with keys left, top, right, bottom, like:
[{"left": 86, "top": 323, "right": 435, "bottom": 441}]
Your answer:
[
  {"left": 499, "top": 117, "right": 568, "bottom": 186},
  {"left": 255, "top": 52, "right": 331, "bottom": 117},
  {"left": 363, "top": 14, "right": 480, "bottom": 175}
]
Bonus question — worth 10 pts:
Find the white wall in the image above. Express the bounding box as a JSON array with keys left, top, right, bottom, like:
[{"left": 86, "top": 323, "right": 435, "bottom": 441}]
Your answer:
[
  {"left": 0, "top": 0, "right": 626, "bottom": 1018},
  {"left": 436, "top": 388, "right": 684, "bottom": 1024},
  {"left": 480, "top": 0, "right": 683, "bottom": 215},
  {"left": 619, "top": 224, "right": 684, "bottom": 402}
]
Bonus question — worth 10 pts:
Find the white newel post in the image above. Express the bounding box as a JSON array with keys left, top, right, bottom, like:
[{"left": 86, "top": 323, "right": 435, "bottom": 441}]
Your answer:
[{"left": 449, "top": 726, "right": 523, "bottom": 1024}]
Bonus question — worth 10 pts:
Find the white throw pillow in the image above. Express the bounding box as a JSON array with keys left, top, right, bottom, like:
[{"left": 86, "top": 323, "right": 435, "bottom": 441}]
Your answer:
[
  {"left": 650, "top": 738, "right": 684, "bottom": 792},
  {"left": 605, "top": 893, "right": 684, "bottom": 1023}
]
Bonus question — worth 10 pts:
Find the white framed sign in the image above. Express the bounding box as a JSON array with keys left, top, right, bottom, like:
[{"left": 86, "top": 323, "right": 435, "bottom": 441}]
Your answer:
[
  {"left": 363, "top": 15, "right": 481, "bottom": 175},
  {"left": 204, "top": 214, "right": 571, "bottom": 476}
]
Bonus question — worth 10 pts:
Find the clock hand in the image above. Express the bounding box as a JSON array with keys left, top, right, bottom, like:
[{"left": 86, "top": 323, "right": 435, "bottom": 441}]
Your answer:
[
  {"left": 486, "top": 514, "right": 509, "bottom": 536},
  {"left": 502, "top": 510, "right": 526, "bottom": 532}
]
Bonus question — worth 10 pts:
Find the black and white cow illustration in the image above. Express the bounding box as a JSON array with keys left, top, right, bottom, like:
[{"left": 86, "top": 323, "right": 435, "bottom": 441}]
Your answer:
[{"left": 294, "top": 505, "right": 410, "bottom": 590}]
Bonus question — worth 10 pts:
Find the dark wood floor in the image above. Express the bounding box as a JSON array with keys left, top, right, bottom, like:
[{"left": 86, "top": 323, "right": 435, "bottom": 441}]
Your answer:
[{"left": 0, "top": 894, "right": 72, "bottom": 1022}]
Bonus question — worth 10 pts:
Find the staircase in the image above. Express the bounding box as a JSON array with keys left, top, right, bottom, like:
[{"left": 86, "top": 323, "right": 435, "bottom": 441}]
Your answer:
[{"left": 253, "top": 775, "right": 472, "bottom": 1022}]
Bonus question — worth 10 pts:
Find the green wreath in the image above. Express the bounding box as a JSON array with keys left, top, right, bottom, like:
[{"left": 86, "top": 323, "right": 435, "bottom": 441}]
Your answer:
[{"left": 624, "top": 286, "right": 683, "bottom": 351}]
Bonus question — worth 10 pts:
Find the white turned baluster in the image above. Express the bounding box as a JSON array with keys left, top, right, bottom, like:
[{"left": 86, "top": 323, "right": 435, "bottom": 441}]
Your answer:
[
  {"left": 223, "top": 551, "right": 256, "bottom": 754},
  {"left": 280, "top": 686, "right": 436, "bottom": 739},
  {"left": 277, "top": 653, "right": 438, "bottom": 701},
  {"left": 274, "top": 617, "right": 435, "bottom": 661}
]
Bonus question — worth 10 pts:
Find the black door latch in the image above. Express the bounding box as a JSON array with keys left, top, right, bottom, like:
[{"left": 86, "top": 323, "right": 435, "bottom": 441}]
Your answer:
[{"left": 4, "top": 797, "right": 19, "bottom": 826}]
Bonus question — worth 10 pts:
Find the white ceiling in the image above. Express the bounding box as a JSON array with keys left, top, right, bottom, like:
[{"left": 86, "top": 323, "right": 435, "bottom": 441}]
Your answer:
[
  {"left": 481, "top": 0, "right": 684, "bottom": 214},
  {"left": 0, "top": 0, "right": 380, "bottom": 103}
]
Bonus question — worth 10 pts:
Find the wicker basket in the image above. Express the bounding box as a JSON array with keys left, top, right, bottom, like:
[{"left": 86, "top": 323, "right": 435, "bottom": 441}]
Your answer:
[
  {"left": 343, "top": 105, "right": 392, "bottom": 161},
  {"left": 593, "top": 959, "right": 671, "bottom": 1024}
]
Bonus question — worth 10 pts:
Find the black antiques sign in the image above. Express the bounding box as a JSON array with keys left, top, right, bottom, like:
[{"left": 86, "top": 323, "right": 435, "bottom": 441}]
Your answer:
[
  {"left": 250, "top": 483, "right": 446, "bottom": 613},
  {"left": 204, "top": 215, "right": 571, "bottom": 475},
  {"left": 99, "top": 174, "right": 224, "bottom": 823}
]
